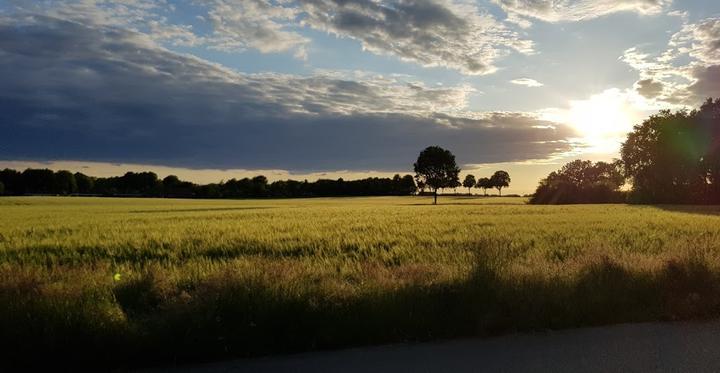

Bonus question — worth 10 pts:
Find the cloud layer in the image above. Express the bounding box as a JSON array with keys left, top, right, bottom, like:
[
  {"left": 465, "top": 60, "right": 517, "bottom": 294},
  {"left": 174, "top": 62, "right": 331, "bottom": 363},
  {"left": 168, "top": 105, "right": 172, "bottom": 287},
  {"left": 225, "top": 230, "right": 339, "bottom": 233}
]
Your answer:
[
  {"left": 16, "top": 0, "right": 535, "bottom": 75},
  {"left": 0, "top": 15, "right": 573, "bottom": 171},
  {"left": 203, "top": 0, "right": 534, "bottom": 75}
]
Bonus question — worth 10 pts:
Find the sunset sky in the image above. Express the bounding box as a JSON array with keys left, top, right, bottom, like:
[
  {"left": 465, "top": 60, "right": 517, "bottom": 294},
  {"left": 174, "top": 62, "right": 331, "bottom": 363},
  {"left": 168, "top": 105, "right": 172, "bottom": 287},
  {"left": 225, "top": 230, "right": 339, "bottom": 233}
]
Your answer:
[{"left": 2, "top": 0, "right": 719, "bottom": 194}]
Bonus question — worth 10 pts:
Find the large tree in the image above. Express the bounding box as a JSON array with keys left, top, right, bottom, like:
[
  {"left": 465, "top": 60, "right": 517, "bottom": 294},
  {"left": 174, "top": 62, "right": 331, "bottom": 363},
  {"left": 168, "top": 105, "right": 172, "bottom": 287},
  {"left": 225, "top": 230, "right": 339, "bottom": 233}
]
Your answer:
[
  {"left": 462, "top": 174, "right": 476, "bottom": 195},
  {"left": 621, "top": 98, "right": 720, "bottom": 204},
  {"left": 414, "top": 146, "right": 460, "bottom": 204},
  {"left": 490, "top": 170, "right": 511, "bottom": 196}
]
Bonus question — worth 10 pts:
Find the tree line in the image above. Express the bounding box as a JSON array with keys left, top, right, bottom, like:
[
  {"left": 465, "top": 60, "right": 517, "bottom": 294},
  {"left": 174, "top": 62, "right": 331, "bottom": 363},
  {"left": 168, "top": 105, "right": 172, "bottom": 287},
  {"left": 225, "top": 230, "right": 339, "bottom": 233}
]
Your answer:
[
  {"left": 461, "top": 171, "right": 511, "bottom": 196},
  {"left": 531, "top": 98, "right": 720, "bottom": 204},
  {"left": 0, "top": 168, "right": 417, "bottom": 198},
  {"left": 413, "top": 145, "right": 511, "bottom": 204}
]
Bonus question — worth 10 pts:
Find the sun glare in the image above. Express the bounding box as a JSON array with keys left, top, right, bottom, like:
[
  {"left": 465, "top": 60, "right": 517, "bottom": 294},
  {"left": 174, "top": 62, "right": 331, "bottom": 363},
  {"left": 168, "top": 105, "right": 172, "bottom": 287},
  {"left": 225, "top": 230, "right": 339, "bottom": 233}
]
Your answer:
[{"left": 563, "top": 89, "right": 643, "bottom": 154}]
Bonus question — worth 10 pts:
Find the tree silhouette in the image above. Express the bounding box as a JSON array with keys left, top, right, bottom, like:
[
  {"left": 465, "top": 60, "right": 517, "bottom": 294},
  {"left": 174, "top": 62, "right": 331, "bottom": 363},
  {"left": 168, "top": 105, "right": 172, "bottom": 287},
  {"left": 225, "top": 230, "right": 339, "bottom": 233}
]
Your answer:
[
  {"left": 476, "top": 177, "right": 491, "bottom": 196},
  {"left": 413, "top": 146, "right": 460, "bottom": 204},
  {"left": 462, "top": 174, "right": 476, "bottom": 195},
  {"left": 490, "top": 170, "right": 510, "bottom": 196},
  {"left": 530, "top": 160, "right": 624, "bottom": 204},
  {"left": 53, "top": 170, "right": 77, "bottom": 195},
  {"left": 74, "top": 172, "right": 94, "bottom": 194}
]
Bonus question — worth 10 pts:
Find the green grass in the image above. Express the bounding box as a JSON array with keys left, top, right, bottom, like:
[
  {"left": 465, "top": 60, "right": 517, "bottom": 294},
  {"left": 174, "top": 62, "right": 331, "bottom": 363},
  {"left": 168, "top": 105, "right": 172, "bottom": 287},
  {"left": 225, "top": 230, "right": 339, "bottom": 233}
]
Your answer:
[{"left": 3, "top": 196, "right": 720, "bottom": 368}]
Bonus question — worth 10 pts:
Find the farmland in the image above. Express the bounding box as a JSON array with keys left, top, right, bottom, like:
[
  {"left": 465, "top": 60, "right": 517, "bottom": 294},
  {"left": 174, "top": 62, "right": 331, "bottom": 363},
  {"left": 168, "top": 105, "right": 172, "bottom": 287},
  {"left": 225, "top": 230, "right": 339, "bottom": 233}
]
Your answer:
[{"left": 3, "top": 196, "right": 720, "bottom": 368}]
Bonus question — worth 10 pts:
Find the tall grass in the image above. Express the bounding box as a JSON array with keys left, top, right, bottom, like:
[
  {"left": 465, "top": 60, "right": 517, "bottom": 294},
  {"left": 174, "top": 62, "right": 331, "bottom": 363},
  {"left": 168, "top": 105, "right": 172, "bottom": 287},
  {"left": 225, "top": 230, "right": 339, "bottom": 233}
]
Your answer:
[{"left": 2, "top": 196, "right": 720, "bottom": 369}]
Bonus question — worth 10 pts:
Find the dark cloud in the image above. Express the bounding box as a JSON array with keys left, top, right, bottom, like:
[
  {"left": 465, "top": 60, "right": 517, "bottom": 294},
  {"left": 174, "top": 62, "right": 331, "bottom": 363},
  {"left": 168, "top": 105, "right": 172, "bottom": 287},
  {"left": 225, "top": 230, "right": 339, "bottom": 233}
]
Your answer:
[
  {"left": 634, "top": 78, "right": 663, "bottom": 98},
  {"left": 688, "top": 65, "right": 720, "bottom": 100},
  {"left": 0, "top": 15, "right": 574, "bottom": 171}
]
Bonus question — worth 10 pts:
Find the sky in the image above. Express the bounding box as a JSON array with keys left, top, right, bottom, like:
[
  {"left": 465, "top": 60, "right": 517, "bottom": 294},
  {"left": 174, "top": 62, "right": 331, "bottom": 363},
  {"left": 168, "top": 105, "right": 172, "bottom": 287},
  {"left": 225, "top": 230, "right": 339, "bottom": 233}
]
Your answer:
[{"left": 1, "top": 0, "right": 720, "bottom": 194}]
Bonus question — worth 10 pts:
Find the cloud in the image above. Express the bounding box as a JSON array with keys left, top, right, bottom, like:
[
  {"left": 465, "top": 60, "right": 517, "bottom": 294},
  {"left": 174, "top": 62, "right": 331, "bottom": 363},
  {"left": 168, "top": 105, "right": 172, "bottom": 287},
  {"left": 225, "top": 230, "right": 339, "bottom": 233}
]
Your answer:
[
  {"left": 494, "top": 0, "right": 671, "bottom": 24},
  {"left": 204, "top": 0, "right": 309, "bottom": 56},
  {"left": 620, "top": 17, "right": 720, "bottom": 105},
  {"left": 13, "top": 0, "right": 203, "bottom": 47},
  {"left": 510, "top": 78, "right": 543, "bottom": 87},
  {"left": 0, "top": 15, "right": 573, "bottom": 171},
  {"left": 200, "top": 0, "right": 536, "bottom": 75},
  {"left": 687, "top": 65, "right": 720, "bottom": 100},
  {"left": 634, "top": 78, "right": 663, "bottom": 98},
  {"left": 669, "top": 18, "right": 720, "bottom": 65},
  {"left": 294, "top": 0, "right": 534, "bottom": 75},
  {"left": 15, "top": 0, "right": 534, "bottom": 75}
]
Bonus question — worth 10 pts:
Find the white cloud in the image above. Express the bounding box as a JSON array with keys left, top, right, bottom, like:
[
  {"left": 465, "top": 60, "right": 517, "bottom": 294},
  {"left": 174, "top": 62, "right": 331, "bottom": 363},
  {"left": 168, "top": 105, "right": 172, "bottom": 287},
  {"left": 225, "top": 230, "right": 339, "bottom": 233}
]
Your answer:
[
  {"left": 13, "top": 0, "right": 204, "bottom": 47},
  {"left": 510, "top": 78, "right": 543, "bottom": 87},
  {"left": 621, "top": 17, "right": 720, "bottom": 105},
  {"left": 204, "top": 0, "right": 309, "bottom": 55},
  {"left": 495, "top": 0, "right": 671, "bottom": 24}
]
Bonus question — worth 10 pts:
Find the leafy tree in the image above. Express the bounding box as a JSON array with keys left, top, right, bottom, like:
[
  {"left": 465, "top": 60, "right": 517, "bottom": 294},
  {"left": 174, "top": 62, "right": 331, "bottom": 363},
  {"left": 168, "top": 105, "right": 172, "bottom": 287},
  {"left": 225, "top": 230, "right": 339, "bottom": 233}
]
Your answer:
[
  {"left": 22, "top": 168, "right": 55, "bottom": 194},
  {"left": 476, "top": 177, "right": 491, "bottom": 196},
  {"left": 490, "top": 170, "right": 510, "bottom": 196},
  {"left": 251, "top": 175, "right": 268, "bottom": 197},
  {"left": 413, "top": 146, "right": 460, "bottom": 204},
  {"left": 0, "top": 168, "right": 23, "bottom": 195},
  {"left": 621, "top": 98, "right": 720, "bottom": 203},
  {"left": 462, "top": 174, "right": 476, "bottom": 195},
  {"left": 399, "top": 174, "right": 417, "bottom": 195},
  {"left": 530, "top": 160, "right": 625, "bottom": 204},
  {"left": 74, "top": 172, "right": 94, "bottom": 194},
  {"left": 53, "top": 170, "right": 78, "bottom": 195}
]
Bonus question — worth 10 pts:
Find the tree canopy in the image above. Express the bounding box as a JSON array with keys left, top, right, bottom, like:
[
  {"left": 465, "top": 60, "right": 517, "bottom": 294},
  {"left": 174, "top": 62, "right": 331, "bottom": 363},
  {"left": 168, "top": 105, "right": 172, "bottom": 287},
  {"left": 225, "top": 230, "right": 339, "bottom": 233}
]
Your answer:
[
  {"left": 621, "top": 98, "right": 720, "bottom": 204},
  {"left": 413, "top": 146, "right": 460, "bottom": 204},
  {"left": 476, "top": 177, "right": 492, "bottom": 195},
  {"left": 490, "top": 171, "right": 511, "bottom": 196},
  {"left": 530, "top": 160, "right": 625, "bottom": 204},
  {"left": 0, "top": 169, "right": 417, "bottom": 199},
  {"left": 462, "top": 174, "right": 476, "bottom": 195}
]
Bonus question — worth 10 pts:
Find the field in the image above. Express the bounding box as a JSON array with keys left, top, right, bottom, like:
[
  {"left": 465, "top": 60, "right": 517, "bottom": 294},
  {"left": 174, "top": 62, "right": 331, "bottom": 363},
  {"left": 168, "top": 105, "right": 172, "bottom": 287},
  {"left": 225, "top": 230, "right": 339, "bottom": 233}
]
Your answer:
[{"left": 3, "top": 196, "right": 720, "bottom": 368}]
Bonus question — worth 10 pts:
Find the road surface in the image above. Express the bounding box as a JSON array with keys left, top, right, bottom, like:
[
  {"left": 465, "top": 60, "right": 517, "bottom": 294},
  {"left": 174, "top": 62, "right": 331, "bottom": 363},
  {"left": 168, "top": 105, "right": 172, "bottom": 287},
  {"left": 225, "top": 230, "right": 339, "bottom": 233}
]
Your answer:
[{"left": 153, "top": 320, "right": 720, "bottom": 372}]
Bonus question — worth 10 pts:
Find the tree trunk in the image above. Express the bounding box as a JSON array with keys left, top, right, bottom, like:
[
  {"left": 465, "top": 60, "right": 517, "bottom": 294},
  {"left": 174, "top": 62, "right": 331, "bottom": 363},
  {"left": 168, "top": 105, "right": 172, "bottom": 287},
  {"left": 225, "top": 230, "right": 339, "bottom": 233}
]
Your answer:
[
  {"left": 498, "top": 187, "right": 502, "bottom": 196},
  {"left": 433, "top": 189, "right": 437, "bottom": 204},
  {"left": 468, "top": 187, "right": 472, "bottom": 196}
]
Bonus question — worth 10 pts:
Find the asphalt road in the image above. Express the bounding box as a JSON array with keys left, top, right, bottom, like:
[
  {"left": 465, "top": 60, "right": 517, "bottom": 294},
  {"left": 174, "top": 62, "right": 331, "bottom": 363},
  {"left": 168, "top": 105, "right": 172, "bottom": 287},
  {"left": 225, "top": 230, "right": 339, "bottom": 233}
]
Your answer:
[{"left": 155, "top": 320, "right": 720, "bottom": 372}]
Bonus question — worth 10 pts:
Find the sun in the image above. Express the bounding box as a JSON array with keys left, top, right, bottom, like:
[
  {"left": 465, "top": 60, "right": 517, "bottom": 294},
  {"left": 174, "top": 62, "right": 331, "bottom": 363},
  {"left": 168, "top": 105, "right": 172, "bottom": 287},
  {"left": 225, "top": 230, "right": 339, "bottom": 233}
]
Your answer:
[
  {"left": 569, "top": 92, "right": 632, "bottom": 138},
  {"left": 564, "top": 89, "right": 641, "bottom": 153}
]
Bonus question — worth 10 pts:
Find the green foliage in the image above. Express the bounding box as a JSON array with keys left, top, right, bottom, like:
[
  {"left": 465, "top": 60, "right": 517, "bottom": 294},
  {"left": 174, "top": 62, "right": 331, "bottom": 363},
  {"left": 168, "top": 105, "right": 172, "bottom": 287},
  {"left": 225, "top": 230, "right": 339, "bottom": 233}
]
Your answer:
[{"left": 3, "top": 197, "right": 720, "bottom": 368}]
